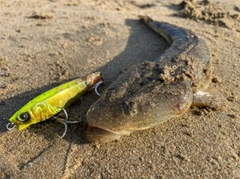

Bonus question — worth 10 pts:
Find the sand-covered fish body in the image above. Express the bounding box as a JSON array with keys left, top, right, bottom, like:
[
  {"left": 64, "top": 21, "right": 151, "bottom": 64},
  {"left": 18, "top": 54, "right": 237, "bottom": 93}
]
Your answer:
[
  {"left": 85, "top": 16, "right": 226, "bottom": 145},
  {"left": 9, "top": 72, "right": 101, "bottom": 130}
]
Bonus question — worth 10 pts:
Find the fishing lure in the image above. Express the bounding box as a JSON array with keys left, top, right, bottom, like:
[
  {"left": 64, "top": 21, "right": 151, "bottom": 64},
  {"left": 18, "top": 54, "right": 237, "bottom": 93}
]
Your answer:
[{"left": 7, "top": 72, "right": 102, "bottom": 137}]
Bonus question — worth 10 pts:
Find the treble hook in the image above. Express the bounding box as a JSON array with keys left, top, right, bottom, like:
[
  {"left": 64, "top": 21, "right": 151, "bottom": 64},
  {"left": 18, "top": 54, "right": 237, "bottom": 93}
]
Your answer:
[
  {"left": 54, "top": 107, "right": 80, "bottom": 138},
  {"left": 92, "top": 80, "right": 103, "bottom": 96}
]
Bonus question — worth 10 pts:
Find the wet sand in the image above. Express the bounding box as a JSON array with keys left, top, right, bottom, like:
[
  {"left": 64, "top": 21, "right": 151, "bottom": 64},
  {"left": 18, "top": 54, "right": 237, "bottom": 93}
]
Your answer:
[{"left": 0, "top": 0, "right": 239, "bottom": 178}]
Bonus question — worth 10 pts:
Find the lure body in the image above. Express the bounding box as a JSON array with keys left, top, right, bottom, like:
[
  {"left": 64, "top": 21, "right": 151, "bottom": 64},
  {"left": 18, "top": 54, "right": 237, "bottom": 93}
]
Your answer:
[{"left": 9, "top": 72, "right": 101, "bottom": 130}]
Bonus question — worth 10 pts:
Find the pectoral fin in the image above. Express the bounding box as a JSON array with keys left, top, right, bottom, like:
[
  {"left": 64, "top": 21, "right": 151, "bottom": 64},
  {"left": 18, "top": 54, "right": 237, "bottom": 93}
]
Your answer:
[{"left": 192, "top": 88, "right": 227, "bottom": 110}]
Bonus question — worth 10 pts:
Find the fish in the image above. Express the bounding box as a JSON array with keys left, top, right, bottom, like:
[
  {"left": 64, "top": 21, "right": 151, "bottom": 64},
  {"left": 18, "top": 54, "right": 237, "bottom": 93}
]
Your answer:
[
  {"left": 85, "top": 16, "right": 226, "bottom": 145},
  {"left": 8, "top": 72, "right": 102, "bottom": 133}
]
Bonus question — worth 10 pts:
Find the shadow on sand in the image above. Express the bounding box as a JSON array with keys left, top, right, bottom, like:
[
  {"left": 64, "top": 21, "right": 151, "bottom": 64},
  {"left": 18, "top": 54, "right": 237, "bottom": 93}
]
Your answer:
[{"left": 0, "top": 18, "right": 168, "bottom": 146}]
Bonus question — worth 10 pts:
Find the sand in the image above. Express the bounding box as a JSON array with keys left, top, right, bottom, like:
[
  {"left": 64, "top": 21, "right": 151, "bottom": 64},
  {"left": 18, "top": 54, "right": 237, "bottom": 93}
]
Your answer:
[{"left": 0, "top": 0, "right": 239, "bottom": 178}]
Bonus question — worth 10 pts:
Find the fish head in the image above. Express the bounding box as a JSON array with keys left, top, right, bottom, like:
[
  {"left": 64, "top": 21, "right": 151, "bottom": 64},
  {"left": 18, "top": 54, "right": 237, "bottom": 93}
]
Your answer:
[{"left": 85, "top": 62, "right": 193, "bottom": 145}]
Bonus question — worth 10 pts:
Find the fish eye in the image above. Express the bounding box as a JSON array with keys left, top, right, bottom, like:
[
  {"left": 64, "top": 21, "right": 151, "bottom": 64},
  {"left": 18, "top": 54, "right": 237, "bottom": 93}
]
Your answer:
[
  {"left": 17, "top": 112, "right": 30, "bottom": 122},
  {"left": 128, "top": 102, "right": 138, "bottom": 116}
]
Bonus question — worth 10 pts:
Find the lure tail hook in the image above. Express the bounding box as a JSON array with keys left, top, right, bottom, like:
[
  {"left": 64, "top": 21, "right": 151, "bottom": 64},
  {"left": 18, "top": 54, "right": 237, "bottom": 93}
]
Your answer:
[
  {"left": 89, "top": 80, "right": 103, "bottom": 96},
  {"left": 94, "top": 80, "right": 103, "bottom": 96}
]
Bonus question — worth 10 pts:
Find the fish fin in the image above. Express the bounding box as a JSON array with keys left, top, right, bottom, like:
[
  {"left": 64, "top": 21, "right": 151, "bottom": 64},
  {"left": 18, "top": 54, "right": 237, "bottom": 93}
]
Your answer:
[{"left": 192, "top": 88, "right": 227, "bottom": 110}]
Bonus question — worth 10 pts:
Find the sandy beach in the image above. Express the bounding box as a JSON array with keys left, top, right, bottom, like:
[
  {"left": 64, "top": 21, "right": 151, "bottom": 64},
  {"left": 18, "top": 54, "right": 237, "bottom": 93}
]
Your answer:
[{"left": 0, "top": 0, "right": 239, "bottom": 178}]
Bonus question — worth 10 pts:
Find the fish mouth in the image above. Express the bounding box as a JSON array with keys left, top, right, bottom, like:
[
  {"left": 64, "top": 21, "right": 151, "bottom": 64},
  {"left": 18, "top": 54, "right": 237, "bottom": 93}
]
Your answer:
[{"left": 84, "top": 122, "right": 124, "bottom": 145}]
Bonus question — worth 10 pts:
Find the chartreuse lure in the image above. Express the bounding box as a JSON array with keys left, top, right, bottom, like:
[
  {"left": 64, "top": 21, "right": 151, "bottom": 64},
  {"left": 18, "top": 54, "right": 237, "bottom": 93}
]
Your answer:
[{"left": 7, "top": 72, "right": 102, "bottom": 137}]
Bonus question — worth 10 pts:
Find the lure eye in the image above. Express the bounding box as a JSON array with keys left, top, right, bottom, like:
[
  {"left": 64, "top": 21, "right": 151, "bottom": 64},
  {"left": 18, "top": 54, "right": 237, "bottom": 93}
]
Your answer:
[{"left": 17, "top": 112, "right": 30, "bottom": 122}]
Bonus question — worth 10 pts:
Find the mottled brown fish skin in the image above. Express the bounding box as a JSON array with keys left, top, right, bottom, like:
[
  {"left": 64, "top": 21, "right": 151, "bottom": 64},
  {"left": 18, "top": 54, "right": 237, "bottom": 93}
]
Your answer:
[{"left": 85, "top": 16, "right": 226, "bottom": 145}]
